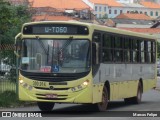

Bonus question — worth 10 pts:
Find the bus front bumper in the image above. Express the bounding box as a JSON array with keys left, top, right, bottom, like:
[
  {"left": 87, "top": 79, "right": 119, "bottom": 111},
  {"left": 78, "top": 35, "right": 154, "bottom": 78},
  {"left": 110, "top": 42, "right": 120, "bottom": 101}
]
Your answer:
[{"left": 18, "top": 83, "right": 93, "bottom": 104}]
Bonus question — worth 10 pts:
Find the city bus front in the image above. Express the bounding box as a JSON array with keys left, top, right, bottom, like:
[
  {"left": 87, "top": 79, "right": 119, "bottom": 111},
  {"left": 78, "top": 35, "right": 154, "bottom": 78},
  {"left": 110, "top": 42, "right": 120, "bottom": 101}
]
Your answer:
[{"left": 15, "top": 22, "right": 95, "bottom": 111}]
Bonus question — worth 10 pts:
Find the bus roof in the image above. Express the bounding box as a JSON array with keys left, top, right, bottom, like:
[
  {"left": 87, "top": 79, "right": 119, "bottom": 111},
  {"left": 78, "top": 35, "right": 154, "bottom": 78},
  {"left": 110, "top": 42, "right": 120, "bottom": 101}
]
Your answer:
[{"left": 22, "top": 21, "right": 157, "bottom": 40}]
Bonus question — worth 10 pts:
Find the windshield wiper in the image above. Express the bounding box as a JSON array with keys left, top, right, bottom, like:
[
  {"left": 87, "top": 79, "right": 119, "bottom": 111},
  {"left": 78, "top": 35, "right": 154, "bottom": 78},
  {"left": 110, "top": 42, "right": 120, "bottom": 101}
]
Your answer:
[
  {"left": 37, "top": 39, "right": 49, "bottom": 64},
  {"left": 58, "top": 36, "right": 73, "bottom": 54},
  {"left": 37, "top": 40, "right": 48, "bottom": 55},
  {"left": 52, "top": 37, "right": 73, "bottom": 65}
]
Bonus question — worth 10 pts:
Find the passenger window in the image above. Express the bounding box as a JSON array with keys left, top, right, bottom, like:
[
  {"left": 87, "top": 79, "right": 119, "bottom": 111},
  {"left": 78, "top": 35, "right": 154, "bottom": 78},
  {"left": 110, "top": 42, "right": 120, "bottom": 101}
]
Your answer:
[{"left": 102, "top": 34, "right": 114, "bottom": 62}]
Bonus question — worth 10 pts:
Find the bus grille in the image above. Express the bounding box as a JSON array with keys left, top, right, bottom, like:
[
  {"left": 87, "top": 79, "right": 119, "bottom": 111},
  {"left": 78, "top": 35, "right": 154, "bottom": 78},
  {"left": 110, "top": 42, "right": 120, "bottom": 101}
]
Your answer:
[
  {"left": 34, "top": 87, "right": 70, "bottom": 90},
  {"left": 36, "top": 94, "right": 67, "bottom": 100},
  {"left": 36, "top": 97, "right": 66, "bottom": 100},
  {"left": 20, "top": 70, "right": 89, "bottom": 82},
  {"left": 36, "top": 94, "right": 68, "bottom": 97}
]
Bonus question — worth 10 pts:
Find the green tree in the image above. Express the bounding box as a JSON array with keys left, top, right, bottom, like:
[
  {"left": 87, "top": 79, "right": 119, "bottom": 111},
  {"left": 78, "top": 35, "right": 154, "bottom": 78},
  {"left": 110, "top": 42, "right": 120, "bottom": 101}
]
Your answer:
[
  {"left": 0, "top": 0, "right": 31, "bottom": 81},
  {"left": 0, "top": 0, "right": 31, "bottom": 44},
  {"left": 157, "top": 42, "right": 160, "bottom": 59}
]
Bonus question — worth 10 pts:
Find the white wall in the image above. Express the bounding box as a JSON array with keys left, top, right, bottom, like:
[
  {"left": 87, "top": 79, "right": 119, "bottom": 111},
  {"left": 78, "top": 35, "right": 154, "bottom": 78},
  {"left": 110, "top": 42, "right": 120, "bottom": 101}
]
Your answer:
[
  {"left": 108, "top": 6, "right": 160, "bottom": 18},
  {"left": 94, "top": 4, "right": 107, "bottom": 18},
  {"left": 82, "top": 0, "right": 94, "bottom": 9},
  {"left": 116, "top": 0, "right": 134, "bottom": 3},
  {"left": 108, "top": 7, "right": 123, "bottom": 18},
  {"left": 83, "top": 0, "right": 160, "bottom": 19}
]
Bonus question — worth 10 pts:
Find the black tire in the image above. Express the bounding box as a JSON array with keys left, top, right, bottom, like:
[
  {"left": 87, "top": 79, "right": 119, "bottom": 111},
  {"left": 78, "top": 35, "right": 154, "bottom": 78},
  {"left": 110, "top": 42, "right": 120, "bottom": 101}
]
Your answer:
[
  {"left": 132, "top": 82, "right": 143, "bottom": 104},
  {"left": 37, "top": 102, "right": 55, "bottom": 111},
  {"left": 124, "top": 82, "right": 142, "bottom": 104},
  {"left": 95, "top": 86, "right": 108, "bottom": 111}
]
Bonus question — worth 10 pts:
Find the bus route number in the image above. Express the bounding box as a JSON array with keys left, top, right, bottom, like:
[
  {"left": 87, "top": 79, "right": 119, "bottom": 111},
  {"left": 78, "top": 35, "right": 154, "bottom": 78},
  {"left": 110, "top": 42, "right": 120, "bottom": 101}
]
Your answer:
[
  {"left": 33, "top": 81, "right": 46, "bottom": 87},
  {"left": 45, "top": 27, "right": 67, "bottom": 33}
]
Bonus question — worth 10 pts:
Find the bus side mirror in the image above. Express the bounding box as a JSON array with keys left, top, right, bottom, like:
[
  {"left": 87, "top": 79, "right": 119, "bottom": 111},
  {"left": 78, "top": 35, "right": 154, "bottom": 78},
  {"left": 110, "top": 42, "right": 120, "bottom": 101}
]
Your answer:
[
  {"left": 14, "top": 33, "right": 22, "bottom": 57},
  {"left": 92, "top": 42, "right": 99, "bottom": 65}
]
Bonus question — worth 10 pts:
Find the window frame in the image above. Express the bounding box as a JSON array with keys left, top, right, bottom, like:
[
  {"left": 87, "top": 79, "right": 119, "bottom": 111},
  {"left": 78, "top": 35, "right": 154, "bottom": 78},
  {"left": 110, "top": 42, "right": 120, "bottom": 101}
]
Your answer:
[{"left": 93, "top": 30, "right": 156, "bottom": 64}]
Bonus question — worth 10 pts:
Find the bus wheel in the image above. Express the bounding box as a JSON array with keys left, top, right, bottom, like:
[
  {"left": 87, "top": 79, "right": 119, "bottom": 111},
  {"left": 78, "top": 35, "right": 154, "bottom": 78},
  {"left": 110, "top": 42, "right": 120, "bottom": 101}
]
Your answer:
[
  {"left": 37, "top": 102, "right": 55, "bottom": 111},
  {"left": 124, "top": 82, "right": 142, "bottom": 104},
  {"left": 96, "top": 86, "right": 108, "bottom": 111},
  {"left": 132, "top": 82, "right": 142, "bottom": 104}
]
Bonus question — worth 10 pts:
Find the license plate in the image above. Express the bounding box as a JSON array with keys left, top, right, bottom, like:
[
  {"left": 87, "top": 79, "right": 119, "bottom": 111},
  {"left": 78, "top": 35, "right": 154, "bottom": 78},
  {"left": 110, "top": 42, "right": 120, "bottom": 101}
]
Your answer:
[{"left": 46, "top": 94, "right": 57, "bottom": 98}]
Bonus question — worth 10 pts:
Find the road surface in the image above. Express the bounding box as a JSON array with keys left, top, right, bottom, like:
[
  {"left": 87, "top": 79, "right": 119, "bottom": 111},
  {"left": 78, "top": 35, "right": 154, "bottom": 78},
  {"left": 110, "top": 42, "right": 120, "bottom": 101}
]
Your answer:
[{"left": 0, "top": 78, "right": 160, "bottom": 119}]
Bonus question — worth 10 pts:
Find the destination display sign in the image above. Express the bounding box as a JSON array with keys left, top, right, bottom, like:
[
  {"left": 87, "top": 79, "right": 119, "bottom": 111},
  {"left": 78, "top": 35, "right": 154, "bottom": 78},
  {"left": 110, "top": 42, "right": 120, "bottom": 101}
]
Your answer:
[{"left": 23, "top": 24, "right": 89, "bottom": 35}]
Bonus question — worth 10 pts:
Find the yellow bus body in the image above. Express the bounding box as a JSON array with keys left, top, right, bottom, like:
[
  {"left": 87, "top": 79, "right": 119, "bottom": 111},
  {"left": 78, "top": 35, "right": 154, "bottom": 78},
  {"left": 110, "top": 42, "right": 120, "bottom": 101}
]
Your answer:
[{"left": 17, "top": 21, "right": 157, "bottom": 104}]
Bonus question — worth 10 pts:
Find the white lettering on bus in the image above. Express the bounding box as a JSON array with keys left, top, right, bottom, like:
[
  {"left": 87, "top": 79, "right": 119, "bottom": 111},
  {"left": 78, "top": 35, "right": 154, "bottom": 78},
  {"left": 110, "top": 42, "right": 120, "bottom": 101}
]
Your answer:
[
  {"left": 45, "top": 27, "right": 67, "bottom": 33},
  {"left": 45, "top": 27, "right": 51, "bottom": 33},
  {"left": 56, "top": 27, "right": 59, "bottom": 33}
]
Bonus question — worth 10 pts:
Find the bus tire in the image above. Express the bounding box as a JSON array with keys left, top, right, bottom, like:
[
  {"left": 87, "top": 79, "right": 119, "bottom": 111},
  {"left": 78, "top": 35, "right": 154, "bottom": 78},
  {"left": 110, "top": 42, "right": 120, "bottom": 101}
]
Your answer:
[
  {"left": 124, "top": 82, "right": 142, "bottom": 104},
  {"left": 37, "top": 102, "right": 55, "bottom": 111},
  {"left": 95, "top": 86, "right": 108, "bottom": 111},
  {"left": 132, "top": 82, "right": 142, "bottom": 104}
]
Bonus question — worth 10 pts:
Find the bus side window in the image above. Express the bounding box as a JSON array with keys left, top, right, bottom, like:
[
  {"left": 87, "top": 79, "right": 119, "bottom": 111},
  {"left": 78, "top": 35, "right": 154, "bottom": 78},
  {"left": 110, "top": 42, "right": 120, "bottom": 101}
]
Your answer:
[
  {"left": 140, "top": 40, "right": 145, "bottom": 63},
  {"left": 144, "top": 40, "right": 151, "bottom": 63},
  {"left": 93, "top": 32, "right": 101, "bottom": 62},
  {"left": 132, "top": 40, "right": 140, "bottom": 63},
  {"left": 102, "top": 34, "right": 113, "bottom": 62},
  {"left": 151, "top": 41, "right": 156, "bottom": 63},
  {"left": 124, "top": 38, "right": 131, "bottom": 63},
  {"left": 147, "top": 41, "right": 151, "bottom": 63},
  {"left": 114, "top": 36, "right": 123, "bottom": 62},
  {"left": 93, "top": 32, "right": 101, "bottom": 43}
]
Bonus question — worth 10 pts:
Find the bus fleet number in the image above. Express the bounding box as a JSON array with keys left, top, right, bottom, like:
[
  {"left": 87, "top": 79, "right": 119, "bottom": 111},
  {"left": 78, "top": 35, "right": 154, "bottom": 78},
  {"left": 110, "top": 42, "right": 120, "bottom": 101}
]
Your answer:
[{"left": 33, "top": 81, "right": 46, "bottom": 87}]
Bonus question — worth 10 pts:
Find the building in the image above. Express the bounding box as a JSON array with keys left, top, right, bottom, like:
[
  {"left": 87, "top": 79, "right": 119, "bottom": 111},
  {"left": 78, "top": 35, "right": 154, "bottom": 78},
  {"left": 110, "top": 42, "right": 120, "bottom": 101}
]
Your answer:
[
  {"left": 141, "top": 0, "right": 160, "bottom": 4},
  {"left": 32, "top": 15, "right": 80, "bottom": 21},
  {"left": 119, "top": 27, "right": 160, "bottom": 41},
  {"left": 118, "top": 12, "right": 160, "bottom": 41},
  {"left": 28, "top": 0, "right": 94, "bottom": 21},
  {"left": 83, "top": 0, "right": 123, "bottom": 18},
  {"left": 115, "top": 13, "right": 153, "bottom": 20},
  {"left": 82, "top": 0, "right": 108, "bottom": 18},
  {"left": 116, "top": 0, "right": 134, "bottom": 3},
  {"left": 105, "top": 13, "right": 154, "bottom": 28},
  {"left": 8, "top": 0, "right": 160, "bottom": 21},
  {"left": 151, "top": 20, "right": 160, "bottom": 28},
  {"left": 83, "top": 0, "right": 160, "bottom": 19},
  {"left": 139, "top": 1, "right": 160, "bottom": 18}
]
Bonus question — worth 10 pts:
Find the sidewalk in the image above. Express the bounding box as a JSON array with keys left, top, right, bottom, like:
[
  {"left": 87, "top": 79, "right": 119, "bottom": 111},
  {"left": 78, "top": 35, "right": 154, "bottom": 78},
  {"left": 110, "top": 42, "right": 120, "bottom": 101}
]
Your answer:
[{"left": 155, "top": 77, "right": 160, "bottom": 91}]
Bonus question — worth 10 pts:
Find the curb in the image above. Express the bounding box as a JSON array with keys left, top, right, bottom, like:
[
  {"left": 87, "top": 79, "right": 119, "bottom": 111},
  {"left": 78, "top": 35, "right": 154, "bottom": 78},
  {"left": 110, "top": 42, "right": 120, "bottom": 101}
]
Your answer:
[{"left": 155, "top": 87, "right": 160, "bottom": 91}]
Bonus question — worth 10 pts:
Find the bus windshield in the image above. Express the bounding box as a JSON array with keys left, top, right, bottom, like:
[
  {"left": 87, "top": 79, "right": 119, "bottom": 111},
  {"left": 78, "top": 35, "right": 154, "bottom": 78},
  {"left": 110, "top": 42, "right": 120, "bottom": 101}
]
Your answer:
[{"left": 21, "top": 39, "right": 90, "bottom": 73}]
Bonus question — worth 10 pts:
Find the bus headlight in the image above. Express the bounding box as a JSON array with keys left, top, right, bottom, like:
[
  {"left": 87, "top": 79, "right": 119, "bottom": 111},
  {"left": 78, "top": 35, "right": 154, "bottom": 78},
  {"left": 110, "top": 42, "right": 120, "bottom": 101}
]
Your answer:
[
  {"left": 19, "top": 78, "right": 33, "bottom": 91},
  {"left": 70, "top": 80, "right": 89, "bottom": 92},
  {"left": 83, "top": 80, "right": 89, "bottom": 86},
  {"left": 19, "top": 80, "right": 24, "bottom": 84}
]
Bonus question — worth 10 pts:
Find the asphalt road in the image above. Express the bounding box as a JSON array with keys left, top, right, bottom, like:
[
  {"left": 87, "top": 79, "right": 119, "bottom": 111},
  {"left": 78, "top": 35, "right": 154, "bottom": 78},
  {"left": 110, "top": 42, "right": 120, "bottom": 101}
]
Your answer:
[
  {"left": 0, "top": 78, "right": 160, "bottom": 119},
  {"left": 0, "top": 89, "right": 160, "bottom": 112}
]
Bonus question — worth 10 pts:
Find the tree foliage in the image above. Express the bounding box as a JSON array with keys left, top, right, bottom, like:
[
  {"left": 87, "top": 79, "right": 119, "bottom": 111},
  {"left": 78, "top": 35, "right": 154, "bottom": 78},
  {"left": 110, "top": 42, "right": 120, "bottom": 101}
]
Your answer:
[
  {"left": 157, "top": 42, "right": 160, "bottom": 59},
  {"left": 0, "top": 0, "right": 31, "bottom": 44}
]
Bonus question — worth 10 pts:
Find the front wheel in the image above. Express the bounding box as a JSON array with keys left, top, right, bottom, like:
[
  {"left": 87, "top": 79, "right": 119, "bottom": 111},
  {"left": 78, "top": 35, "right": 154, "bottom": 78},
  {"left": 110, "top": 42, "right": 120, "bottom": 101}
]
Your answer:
[
  {"left": 95, "top": 86, "right": 108, "bottom": 111},
  {"left": 37, "top": 102, "right": 55, "bottom": 111}
]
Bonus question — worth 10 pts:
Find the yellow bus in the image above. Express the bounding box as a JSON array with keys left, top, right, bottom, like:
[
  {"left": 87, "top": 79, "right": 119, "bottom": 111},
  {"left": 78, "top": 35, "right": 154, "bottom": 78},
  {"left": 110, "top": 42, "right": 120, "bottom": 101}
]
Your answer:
[{"left": 14, "top": 21, "right": 157, "bottom": 111}]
